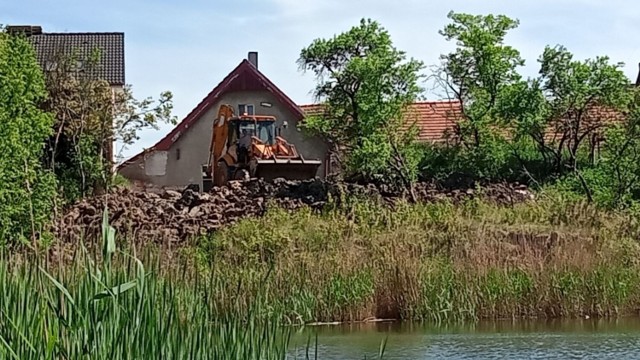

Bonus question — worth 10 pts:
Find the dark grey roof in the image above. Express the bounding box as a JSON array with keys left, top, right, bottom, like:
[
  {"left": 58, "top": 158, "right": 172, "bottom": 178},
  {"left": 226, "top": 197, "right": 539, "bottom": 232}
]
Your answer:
[{"left": 29, "top": 32, "right": 125, "bottom": 85}]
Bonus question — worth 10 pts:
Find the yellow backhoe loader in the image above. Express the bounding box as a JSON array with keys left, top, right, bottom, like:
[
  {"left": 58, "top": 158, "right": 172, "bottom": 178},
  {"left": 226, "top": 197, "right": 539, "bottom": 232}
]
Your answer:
[{"left": 202, "top": 104, "right": 321, "bottom": 191}]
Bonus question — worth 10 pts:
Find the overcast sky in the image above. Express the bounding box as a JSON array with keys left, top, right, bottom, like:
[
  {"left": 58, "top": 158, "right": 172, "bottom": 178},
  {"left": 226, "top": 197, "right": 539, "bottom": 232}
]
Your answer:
[{"left": 5, "top": 0, "right": 640, "bottom": 160}]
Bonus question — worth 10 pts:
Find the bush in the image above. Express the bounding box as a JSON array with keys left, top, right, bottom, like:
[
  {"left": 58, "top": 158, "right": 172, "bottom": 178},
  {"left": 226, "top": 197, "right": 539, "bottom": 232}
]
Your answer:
[
  {"left": 0, "top": 32, "right": 57, "bottom": 244},
  {"left": 417, "top": 136, "right": 550, "bottom": 187}
]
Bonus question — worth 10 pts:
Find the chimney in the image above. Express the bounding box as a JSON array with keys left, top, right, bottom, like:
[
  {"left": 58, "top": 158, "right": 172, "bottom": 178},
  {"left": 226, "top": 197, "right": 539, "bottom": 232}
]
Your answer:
[
  {"left": 6, "top": 25, "right": 43, "bottom": 36},
  {"left": 248, "top": 51, "right": 258, "bottom": 69}
]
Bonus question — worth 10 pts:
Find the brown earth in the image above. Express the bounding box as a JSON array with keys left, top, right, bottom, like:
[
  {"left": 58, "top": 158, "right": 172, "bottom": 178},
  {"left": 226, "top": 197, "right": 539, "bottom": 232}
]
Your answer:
[{"left": 56, "top": 179, "right": 534, "bottom": 244}]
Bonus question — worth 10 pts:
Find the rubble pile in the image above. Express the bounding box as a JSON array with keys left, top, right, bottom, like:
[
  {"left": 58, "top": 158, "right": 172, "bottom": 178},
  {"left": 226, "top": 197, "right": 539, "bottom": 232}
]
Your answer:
[{"left": 56, "top": 179, "right": 534, "bottom": 244}]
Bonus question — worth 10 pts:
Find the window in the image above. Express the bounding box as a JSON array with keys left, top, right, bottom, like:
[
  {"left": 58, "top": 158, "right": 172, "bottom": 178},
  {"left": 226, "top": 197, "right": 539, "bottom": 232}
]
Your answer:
[
  {"left": 257, "top": 121, "right": 275, "bottom": 144},
  {"left": 233, "top": 121, "right": 275, "bottom": 145},
  {"left": 176, "top": 148, "right": 181, "bottom": 160},
  {"left": 238, "top": 104, "right": 255, "bottom": 115},
  {"left": 238, "top": 121, "right": 256, "bottom": 138}
]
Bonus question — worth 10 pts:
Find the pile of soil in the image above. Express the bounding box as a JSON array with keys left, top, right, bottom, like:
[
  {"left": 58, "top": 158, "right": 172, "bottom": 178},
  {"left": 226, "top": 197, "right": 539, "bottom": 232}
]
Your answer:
[{"left": 56, "top": 179, "right": 533, "bottom": 244}]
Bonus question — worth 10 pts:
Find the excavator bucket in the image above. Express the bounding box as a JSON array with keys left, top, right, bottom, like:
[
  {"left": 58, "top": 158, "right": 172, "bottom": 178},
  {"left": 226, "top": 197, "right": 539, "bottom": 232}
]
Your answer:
[{"left": 254, "top": 159, "right": 322, "bottom": 181}]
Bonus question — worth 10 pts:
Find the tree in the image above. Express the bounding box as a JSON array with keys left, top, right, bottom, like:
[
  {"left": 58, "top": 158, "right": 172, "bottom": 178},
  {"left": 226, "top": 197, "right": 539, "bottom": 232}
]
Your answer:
[
  {"left": 435, "top": 12, "right": 633, "bottom": 196},
  {"left": 0, "top": 32, "right": 57, "bottom": 244},
  {"left": 437, "top": 11, "right": 524, "bottom": 147},
  {"left": 535, "top": 46, "right": 631, "bottom": 171},
  {"left": 500, "top": 46, "right": 632, "bottom": 201},
  {"left": 41, "top": 47, "right": 176, "bottom": 200},
  {"left": 553, "top": 88, "right": 640, "bottom": 208},
  {"left": 298, "top": 18, "right": 424, "bottom": 188}
]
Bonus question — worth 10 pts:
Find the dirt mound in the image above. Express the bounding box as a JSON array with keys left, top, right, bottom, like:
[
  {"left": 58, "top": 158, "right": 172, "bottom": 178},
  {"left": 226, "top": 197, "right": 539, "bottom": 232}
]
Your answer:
[{"left": 56, "top": 179, "right": 533, "bottom": 244}]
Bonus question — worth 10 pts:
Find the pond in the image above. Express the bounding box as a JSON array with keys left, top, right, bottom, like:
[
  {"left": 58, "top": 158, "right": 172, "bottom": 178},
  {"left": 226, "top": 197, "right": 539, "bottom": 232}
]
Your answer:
[{"left": 287, "top": 318, "right": 640, "bottom": 359}]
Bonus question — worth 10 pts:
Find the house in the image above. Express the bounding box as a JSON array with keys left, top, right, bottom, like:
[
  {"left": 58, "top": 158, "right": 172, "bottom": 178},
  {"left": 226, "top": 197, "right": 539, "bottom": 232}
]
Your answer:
[
  {"left": 299, "top": 101, "right": 462, "bottom": 176},
  {"left": 122, "top": 51, "right": 632, "bottom": 190},
  {"left": 7, "top": 25, "right": 125, "bottom": 90},
  {"left": 6, "top": 25, "right": 125, "bottom": 162},
  {"left": 300, "top": 101, "right": 462, "bottom": 143},
  {"left": 117, "top": 51, "right": 467, "bottom": 189},
  {"left": 118, "top": 52, "right": 331, "bottom": 190}
]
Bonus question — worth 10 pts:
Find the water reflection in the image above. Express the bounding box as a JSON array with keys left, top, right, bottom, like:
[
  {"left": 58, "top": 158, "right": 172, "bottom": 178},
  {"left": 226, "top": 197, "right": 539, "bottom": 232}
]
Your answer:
[{"left": 288, "top": 318, "right": 640, "bottom": 359}]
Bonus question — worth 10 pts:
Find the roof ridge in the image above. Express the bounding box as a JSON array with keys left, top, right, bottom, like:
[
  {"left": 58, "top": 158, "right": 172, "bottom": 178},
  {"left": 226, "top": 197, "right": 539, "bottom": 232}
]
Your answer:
[
  {"left": 36, "top": 32, "right": 125, "bottom": 35},
  {"left": 299, "top": 100, "right": 460, "bottom": 108},
  {"left": 412, "top": 100, "right": 461, "bottom": 104},
  {"left": 119, "top": 59, "right": 305, "bottom": 167}
]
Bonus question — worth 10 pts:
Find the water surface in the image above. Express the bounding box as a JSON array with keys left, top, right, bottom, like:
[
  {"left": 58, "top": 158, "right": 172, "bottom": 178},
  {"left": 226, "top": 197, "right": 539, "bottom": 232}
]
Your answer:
[{"left": 288, "top": 318, "right": 640, "bottom": 359}]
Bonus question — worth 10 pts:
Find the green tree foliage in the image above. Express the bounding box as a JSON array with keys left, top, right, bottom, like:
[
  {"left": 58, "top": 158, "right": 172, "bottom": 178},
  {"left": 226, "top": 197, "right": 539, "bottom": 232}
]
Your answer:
[
  {"left": 425, "top": 12, "right": 531, "bottom": 185},
  {"left": 298, "top": 18, "right": 424, "bottom": 186},
  {"left": 438, "top": 11, "right": 524, "bottom": 147},
  {"left": 427, "top": 12, "right": 638, "bottom": 202},
  {"left": 498, "top": 47, "right": 632, "bottom": 202},
  {"left": 555, "top": 90, "right": 640, "bottom": 208},
  {"left": 0, "top": 32, "right": 56, "bottom": 244},
  {"left": 535, "top": 47, "right": 630, "bottom": 170},
  {"left": 41, "top": 48, "right": 176, "bottom": 201},
  {"left": 598, "top": 122, "right": 640, "bottom": 207}
]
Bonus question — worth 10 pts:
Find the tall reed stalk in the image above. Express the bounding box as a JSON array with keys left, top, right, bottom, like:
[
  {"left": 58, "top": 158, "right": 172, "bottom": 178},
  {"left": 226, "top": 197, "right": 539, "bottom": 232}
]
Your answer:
[
  {"left": 193, "top": 193, "right": 640, "bottom": 323},
  {"left": 0, "top": 210, "right": 293, "bottom": 359}
]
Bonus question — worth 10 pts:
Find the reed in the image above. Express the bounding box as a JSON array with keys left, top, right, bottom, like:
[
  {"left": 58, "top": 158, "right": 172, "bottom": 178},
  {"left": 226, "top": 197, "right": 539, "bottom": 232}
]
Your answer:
[
  {"left": 0, "top": 212, "right": 293, "bottom": 359},
  {"left": 4, "top": 191, "right": 637, "bottom": 358},
  {"left": 1, "top": 212, "right": 389, "bottom": 359},
  {"left": 194, "top": 191, "right": 640, "bottom": 323}
]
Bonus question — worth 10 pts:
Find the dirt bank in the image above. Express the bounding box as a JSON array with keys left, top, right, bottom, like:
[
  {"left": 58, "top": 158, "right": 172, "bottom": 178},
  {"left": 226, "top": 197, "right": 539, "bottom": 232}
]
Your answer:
[{"left": 56, "top": 179, "right": 534, "bottom": 244}]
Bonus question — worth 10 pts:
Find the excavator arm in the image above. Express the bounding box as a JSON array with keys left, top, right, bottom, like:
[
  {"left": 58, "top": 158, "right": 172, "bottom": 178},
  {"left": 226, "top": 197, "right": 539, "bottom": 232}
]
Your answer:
[
  {"left": 208, "top": 104, "right": 235, "bottom": 172},
  {"left": 203, "top": 104, "right": 235, "bottom": 190}
]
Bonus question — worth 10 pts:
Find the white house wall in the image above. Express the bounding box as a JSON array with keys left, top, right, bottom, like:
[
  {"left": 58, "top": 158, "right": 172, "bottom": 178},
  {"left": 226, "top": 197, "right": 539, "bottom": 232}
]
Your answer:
[{"left": 144, "top": 151, "right": 168, "bottom": 176}]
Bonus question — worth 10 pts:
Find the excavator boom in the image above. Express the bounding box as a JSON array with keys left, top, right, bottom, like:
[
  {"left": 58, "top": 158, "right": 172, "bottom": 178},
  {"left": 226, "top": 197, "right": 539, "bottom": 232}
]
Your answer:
[{"left": 210, "top": 104, "right": 234, "bottom": 167}]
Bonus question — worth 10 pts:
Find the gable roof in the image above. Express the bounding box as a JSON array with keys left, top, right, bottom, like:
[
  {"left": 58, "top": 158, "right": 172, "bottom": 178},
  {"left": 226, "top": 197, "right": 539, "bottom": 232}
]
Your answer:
[
  {"left": 119, "top": 59, "right": 305, "bottom": 167},
  {"left": 26, "top": 31, "right": 125, "bottom": 85},
  {"left": 299, "top": 101, "right": 463, "bottom": 142},
  {"left": 301, "top": 100, "right": 630, "bottom": 144}
]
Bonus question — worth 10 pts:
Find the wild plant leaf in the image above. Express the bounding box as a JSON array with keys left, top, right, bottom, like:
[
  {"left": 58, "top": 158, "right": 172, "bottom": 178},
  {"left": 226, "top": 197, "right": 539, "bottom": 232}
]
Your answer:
[
  {"left": 0, "top": 333, "right": 19, "bottom": 360},
  {"left": 101, "top": 207, "right": 116, "bottom": 257},
  {"left": 38, "top": 266, "right": 75, "bottom": 307},
  {"left": 1, "top": 310, "right": 36, "bottom": 354},
  {"left": 92, "top": 279, "right": 139, "bottom": 301},
  {"left": 123, "top": 252, "right": 146, "bottom": 298},
  {"left": 46, "top": 334, "right": 57, "bottom": 357},
  {"left": 378, "top": 336, "right": 388, "bottom": 359}
]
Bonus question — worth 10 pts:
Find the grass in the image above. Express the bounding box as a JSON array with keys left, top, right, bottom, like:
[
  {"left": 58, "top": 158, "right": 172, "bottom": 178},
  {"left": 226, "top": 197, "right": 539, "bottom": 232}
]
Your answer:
[
  {"left": 4, "top": 189, "right": 638, "bottom": 358},
  {"left": 1, "top": 211, "right": 389, "bottom": 359},
  {"left": 192, "top": 190, "right": 640, "bottom": 323},
  {"left": 0, "top": 212, "right": 295, "bottom": 359}
]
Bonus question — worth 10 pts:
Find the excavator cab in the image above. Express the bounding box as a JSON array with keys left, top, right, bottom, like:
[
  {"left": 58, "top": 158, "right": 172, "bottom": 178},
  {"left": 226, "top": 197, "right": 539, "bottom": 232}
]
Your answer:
[
  {"left": 228, "top": 119, "right": 275, "bottom": 145},
  {"left": 224, "top": 115, "right": 276, "bottom": 168},
  {"left": 202, "top": 105, "right": 321, "bottom": 191}
]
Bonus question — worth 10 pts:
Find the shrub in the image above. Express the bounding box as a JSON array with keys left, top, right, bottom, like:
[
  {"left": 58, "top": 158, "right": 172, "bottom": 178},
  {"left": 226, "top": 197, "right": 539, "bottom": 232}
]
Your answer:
[{"left": 0, "top": 32, "right": 57, "bottom": 244}]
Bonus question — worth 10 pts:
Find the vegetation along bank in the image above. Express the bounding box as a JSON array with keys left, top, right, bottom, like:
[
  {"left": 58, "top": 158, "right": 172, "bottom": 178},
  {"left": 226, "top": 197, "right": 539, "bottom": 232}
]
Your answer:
[{"left": 3, "top": 8, "right": 640, "bottom": 359}]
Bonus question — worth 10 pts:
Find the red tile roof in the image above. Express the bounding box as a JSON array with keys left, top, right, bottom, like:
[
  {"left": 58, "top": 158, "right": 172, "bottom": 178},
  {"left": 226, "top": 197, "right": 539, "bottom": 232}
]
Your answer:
[
  {"left": 119, "top": 60, "right": 305, "bottom": 167},
  {"left": 402, "top": 101, "right": 462, "bottom": 141},
  {"left": 300, "top": 101, "right": 626, "bottom": 144},
  {"left": 541, "top": 104, "right": 626, "bottom": 143},
  {"left": 120, "top": 66, "right": 627, "bottom": 170},
  {"left": 297, "top": 103, "right": 323, "bottom": 116},
  {"left": 299, "top": 101, "right": 463, "bottom": 142}
]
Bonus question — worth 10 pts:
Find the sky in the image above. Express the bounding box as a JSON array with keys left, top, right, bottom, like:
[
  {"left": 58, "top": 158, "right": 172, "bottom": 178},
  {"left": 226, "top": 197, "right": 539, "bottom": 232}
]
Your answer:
[{"left": 4, "top": 0, "right": 640, "bottom": 160}]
